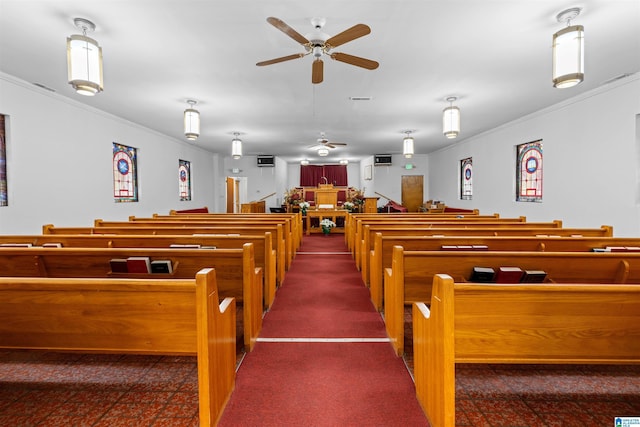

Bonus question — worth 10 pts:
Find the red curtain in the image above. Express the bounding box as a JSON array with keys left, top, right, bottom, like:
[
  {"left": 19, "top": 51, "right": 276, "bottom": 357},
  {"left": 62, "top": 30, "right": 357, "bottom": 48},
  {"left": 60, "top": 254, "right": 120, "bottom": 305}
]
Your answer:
[{"left": 300, "top": 165, "right": 347, "bottom": 186}]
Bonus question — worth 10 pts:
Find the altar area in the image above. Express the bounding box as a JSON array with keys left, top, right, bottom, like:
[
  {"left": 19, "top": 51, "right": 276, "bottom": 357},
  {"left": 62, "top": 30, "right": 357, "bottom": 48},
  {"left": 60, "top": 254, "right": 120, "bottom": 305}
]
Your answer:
[{"left": 305, "top": 209, "right": 348, "bottom": 235}]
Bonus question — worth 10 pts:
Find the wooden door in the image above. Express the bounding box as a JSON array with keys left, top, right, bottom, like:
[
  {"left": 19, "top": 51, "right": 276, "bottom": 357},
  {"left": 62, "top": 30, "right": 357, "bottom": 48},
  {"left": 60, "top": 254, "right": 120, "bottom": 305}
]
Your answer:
[
  {"left": 401, "top": 175, "right": 424, "bottom": 212},
  {"left": 225, "top": 177, "right": 235, "bottom": 213}
]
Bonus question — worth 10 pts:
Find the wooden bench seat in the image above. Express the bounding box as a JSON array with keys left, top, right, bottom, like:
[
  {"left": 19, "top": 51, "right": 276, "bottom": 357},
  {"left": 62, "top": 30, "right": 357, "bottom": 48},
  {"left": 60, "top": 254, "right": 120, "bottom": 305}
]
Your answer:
[
  {"left": 0, "top": 244, "right": 263, "bottom": 351},
  {"left": 0, "top": 268, "right": 235, "bottom": 426},
  {"left": 369, "top": 233, "right": 636, "bottom": 310},
  {"left": 384, "top": 247, "right": 640, "bottom": 356},
  {"left": 0, "top": 232, "right": 277, "bottom": 309},
  {"left": 413, "top": 274, "right": 640, "bottom": 427},
  {"left": 43, "top": 223, "right": 288, "bottom": 285}
]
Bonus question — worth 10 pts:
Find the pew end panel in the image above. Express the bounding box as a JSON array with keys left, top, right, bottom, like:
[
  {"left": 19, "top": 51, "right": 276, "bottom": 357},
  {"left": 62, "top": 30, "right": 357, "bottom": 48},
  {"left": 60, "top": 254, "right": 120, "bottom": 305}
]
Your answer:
[{"left": 0, "top": 268, "right": 235, "bottom": 426}]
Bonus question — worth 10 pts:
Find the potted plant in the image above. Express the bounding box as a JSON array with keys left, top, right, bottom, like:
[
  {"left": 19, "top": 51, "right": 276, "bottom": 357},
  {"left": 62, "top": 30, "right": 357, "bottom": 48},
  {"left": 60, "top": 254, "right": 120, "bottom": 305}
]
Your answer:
[
  {"left": 320, "top": 218, "right": 336, "bottom": 235},
  {"left": 298, "top": 201, "right": 310, "bottom": 215}
]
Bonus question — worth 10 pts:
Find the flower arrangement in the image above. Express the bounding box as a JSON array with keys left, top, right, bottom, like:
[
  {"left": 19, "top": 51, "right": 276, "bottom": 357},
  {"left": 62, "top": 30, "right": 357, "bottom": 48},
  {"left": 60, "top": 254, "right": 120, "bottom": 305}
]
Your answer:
[
  {"left": 284, "top": 188, "right": 302, "bottom": 205},
  {"left": 298, "top": 201, "right": 310, "bottom": 214},
  {"left": 320, "top": 218, "right": 336, "bottom": 235},
  {"left": 348, "top": 187, "right": 365, "bottom": 206},
  {"left": 343, "top": 201, "right": 355, "bottom": 212}
]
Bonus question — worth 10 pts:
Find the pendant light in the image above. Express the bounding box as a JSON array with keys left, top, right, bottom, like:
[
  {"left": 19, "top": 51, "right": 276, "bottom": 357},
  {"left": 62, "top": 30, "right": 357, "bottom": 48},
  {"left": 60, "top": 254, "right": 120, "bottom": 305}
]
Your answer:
[
  {"left": 184, "top": 100, "right": 200, "bottom": 140},
  {"left": 443, "top": 97, "right": 460, "bottom": 139},
  {"left": 552, "top": 8, "right": 584, "bottom": 89},
  {"left": 231, "top": 133, "right": 243, "bottom": 159},
  {"left": 318, "top": 148, "right": 329, "bottom": 157},
  {"left": 301, "top": 159, "right": 310, "bottom": 165},
  {"left": 67, "top": 18, "right": 104, "bottom": 96},
  {"left": 403, "top": 131, "right": 414, "bottom": 158}
]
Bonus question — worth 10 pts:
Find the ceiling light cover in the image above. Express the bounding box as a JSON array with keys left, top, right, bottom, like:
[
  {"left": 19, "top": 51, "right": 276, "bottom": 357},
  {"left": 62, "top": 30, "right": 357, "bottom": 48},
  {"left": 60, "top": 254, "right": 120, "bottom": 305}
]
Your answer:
[
  {"left": 443, "top": 97, "right": 460, "bottom": 139},
  {"left": 340, "top": 159, "right": 349, "bottom": 165},
  {"left": 552, "top": 8, "right": 584, "bottom": 89},
  {"left": 231, "top": 135, "right": 242, "bottom": 159},
  {"left": 301, "top": 159, "right": 310, "bottom": 165},
  {"left": 318, "top": 148, "right": 329, "bottom": 157},
  {"left": 67, "top": 18, "right": 103, "bottom": 96},
  {"left": 184, "top": 100, "right": 200, "bottom": 140},
  {"left": 403, "top": 134, "right": 414, "bottom": 159}
]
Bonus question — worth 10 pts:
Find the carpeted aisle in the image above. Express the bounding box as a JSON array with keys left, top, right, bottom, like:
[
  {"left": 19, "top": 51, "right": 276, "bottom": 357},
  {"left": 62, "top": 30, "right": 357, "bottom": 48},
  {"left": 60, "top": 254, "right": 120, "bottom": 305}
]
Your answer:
[{"left": 218, "top": 234, "right": 429, "bottom": 426}]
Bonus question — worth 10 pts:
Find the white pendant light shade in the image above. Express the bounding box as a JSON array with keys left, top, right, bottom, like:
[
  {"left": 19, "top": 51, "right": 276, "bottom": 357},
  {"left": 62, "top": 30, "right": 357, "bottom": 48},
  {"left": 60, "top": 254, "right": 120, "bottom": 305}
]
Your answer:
[
  {"left": 552, "top": 8, "right": 584, "bottom": 89},
  {"left": 184, "top": 100, "right": 200, "bottom": 140},
  {"left": 443, "top": 97, "right": 460, "bottom": 139},
  {"left": 403, "top": 135, "right": 414, "bottom": 158},
  {"left": 67, "top": 18, "right": 103, "bottom": 96},
  {"left": 318, "top": 148, "right": 329, "bottom": 157},
  {"left": 231, "top": 135, "right": 242, "bottom": 159}
]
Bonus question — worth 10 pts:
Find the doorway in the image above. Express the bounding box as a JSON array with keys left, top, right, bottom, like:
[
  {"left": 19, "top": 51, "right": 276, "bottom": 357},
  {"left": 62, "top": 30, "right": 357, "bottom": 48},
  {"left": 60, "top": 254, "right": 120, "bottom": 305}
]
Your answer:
[
  {"left": 225, "top": 177, "right": 247, "bottom": 213},
  {"left": 401, "top": 175, "right": 424, "bottom": 212}
]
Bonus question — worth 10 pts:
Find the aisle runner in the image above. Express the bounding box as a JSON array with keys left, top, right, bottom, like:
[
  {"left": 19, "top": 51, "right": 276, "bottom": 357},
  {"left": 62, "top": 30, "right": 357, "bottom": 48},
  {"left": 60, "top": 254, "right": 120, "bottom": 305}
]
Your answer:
[{"left": 218, "top": 234, "right": 429, "bottom": 426}]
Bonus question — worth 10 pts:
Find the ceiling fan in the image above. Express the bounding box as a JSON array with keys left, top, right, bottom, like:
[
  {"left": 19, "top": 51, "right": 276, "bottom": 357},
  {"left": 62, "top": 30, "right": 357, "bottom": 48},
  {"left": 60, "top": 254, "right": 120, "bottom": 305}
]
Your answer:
[
  {"left": 257, "top": 17, "right": 379, "bottom": 84},
  {"left": 308, "top": 133, "right": 347, "bottom": 149}
]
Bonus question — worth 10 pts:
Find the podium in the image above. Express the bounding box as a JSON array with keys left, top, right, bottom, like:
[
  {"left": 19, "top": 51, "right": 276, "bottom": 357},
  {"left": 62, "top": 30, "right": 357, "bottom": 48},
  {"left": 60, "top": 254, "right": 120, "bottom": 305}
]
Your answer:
[
  {"left": 363, "top": 197, "right": 379, "bottom": 213},
  {"left": 315, "top": 184, "right": 338, "bottom": 208}
]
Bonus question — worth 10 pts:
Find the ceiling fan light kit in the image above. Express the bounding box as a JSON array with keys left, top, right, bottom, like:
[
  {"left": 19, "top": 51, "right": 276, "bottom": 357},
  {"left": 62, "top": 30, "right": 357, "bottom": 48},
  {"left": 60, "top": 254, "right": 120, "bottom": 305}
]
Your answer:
[{"left": 257, "top": 17, "right": 379, "bottom": 84}]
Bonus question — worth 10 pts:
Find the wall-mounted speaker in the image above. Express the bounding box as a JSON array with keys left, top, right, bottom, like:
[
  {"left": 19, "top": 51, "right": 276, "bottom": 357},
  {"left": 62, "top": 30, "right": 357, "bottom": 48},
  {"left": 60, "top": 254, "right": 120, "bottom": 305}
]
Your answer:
[
  {"left": 374, "top": 155, "right": 392, "bottom": 166},
  {"left": 257, "top": 155, "right": 275, "bottom": 167}
]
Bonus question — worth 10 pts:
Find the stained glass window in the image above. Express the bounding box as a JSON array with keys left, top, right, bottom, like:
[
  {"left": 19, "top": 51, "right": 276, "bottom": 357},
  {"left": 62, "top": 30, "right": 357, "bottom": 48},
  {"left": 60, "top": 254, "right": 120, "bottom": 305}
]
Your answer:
[
  {"left": 460, "top": 157, "right": 472, "bottom": 200},
  {"left": 516, "top": 140, "right": 543, "bottom": 202},
  {"left": 179, "top": 159, "right": 191, "bottom": 201},
  {"left": 112, "top": 142, "right": 138, "bottom": 202},
  {"left": 0, "top": 114, "right": 7, "bottom": 207}
]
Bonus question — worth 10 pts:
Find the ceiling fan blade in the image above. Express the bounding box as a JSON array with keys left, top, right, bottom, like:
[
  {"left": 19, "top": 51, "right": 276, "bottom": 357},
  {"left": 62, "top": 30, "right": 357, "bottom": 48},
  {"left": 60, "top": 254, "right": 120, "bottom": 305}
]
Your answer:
[
  {"left": 312, "top": 59, "right": 323, "bottom": 84},
  {"left": 256, "top": 53, "right": 306, "bottom": 66},
  {"left": 325, "top": 24, "right": 371, "bottom": 49},
  {"left": 267, "top": 17, "right": 310, "bottom": 45},
  {"left": 330, "top": 52, "right": 379, "bottom": 70},
  {"left": 326, "top": 143, "right": 336, "bottom": 149},
  {"left": 329, "top": 142, "right": 347, "bottom": 146}
]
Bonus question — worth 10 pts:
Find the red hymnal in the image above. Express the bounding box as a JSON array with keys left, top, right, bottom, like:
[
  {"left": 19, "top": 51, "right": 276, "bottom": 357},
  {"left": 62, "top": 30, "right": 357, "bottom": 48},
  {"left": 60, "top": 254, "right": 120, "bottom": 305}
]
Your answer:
[
  {"left": 126, "top": 257, "right": 151, "bottom": 273},
  {"left": 495, "top": 266, "right": 524, "bottom": 283}
]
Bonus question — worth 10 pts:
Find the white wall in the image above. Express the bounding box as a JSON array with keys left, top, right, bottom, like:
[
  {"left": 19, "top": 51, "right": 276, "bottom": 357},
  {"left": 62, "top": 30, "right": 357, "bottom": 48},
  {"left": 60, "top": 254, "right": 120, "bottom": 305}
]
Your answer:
[
  {"left": 428, "top": 76, "right": 640, "bottom": 236},
  {"left": 0, "top": 73, "right": 217, "bottom": 234}
]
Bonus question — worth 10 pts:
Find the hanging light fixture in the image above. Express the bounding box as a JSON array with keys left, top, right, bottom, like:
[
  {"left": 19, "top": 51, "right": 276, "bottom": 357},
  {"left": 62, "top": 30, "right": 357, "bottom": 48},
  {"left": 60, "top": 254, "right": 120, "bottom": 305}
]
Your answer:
[
  {"left": 443, "top": 97, "right": 460, "bottom": 139},
  {"left": 318, "top": 148, "right": 329, "bottom": 157},
  {"left": 184, "top": 100, "right": 200, "bottom": 140},
  {"left": 340, "top": 159, "right": 349, "bottom": 165},
  {"left": 301, "top": 159, "right": 310, "bottom": 166},
  {"left": 552, "top": 7, "right": 584, "bottom": 89},
  {"left": 67, "top": 18, "right": 104, "bottom": 96},
  {"left": 231, "top": 133, "right": 243, "bottom": 159},
  {"left": 403, "top": 131, "right": 414, "bottom": 159}
]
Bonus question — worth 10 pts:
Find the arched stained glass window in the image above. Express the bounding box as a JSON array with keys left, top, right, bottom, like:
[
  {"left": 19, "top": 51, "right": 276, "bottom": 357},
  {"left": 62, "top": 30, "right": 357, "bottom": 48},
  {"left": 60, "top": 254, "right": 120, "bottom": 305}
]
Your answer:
[
  {"left": 0, "top": 114, "right": 7, "bottom": 207},
  {"left": 516, "top": 140, "right": 543, "bottom": 202},
  {"left": 460, "top": 157, "right": 472, "bottom": 200},
  {"left": 113, "top": 142, "right": 138, "bottom": 202},
  {"left": 179, "top": 159, "right": 191, "bottom": 201}
]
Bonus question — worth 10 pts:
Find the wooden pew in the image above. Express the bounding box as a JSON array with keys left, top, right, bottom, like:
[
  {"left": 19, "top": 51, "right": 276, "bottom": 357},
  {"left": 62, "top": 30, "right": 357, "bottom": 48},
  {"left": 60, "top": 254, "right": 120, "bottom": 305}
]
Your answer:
[
  {"left": 413, "top": 274, "right": 640, "bottom": 427},
  {"left": 356, "top": 223, "right": 611, "bottom": 274},
  {"left": 353, "top": 220, "right": 564, "bottom": 271},
  {"left": 43, "top": 223, "right": 288, "bottom": 285},
  {"left": 384, "top": 247, "right": 640, "bottom": 356},
  {"left": 0, "top": 232, "right": 277, "bottom": 309},
  {"left": 0, "top": 268, "right": 236, "bottom": 426},
  {"left": 151, "top": 212, "right": 303, "bottom": 252},
  {"left": 95, "top": 218, "right": 296, "bottom": 272},
  {"left": 0, "top": 244, "right": 262, "bottom": 351},
  {"left": 369, "top": 232, "right": 630, "bottom": 310}
]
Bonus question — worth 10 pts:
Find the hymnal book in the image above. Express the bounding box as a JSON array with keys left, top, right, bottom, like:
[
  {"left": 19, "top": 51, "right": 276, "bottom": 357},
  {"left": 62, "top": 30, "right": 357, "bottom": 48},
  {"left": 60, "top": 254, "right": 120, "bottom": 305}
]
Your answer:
[
  {"left": 200, "top": 246, "right": 217, "bottom": 249},
  {"left": 495, "top": 266, "right": 524, "bottom": 283},
  {"left": 605, "top": 246, "right": 626, "bottom": 252},
  {"left": 520, "top": 270, "right": 547, "bottom": 283},
  {"left": 170, "top": 244, "right": 201, "bottom": 249},
  {"left": 469, "top": 267, "right": 495, "bottom": 283},
  {"left": 126, "top": 257, "right": 152, "bottom": 273},
  {"left": 441, "top": 245, "right": 458, "bottom": 251},
  {"left": 150, "top": 260, "right": 173, "bottom": 274},
  {"left": 472, "top": 245, "right": 489, "bottom": 251},
  {"left": 0, "top": 243, "right": 33, "bottom": 247},
  {"left": 456, "top": 245, "right": 473, "bottom": 250},
  {"left": 110, "top": 258, "right": 129, "bottom": 273},
  {"left": 42, "top": 242, "right": 62, "bottom": 248}
]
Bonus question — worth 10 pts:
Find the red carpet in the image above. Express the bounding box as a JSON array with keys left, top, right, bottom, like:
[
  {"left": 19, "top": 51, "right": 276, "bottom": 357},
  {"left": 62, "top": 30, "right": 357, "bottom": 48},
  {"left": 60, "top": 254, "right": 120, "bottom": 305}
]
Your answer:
[{"left": 218, "top": 234, "right": 429, "bottom": 426}]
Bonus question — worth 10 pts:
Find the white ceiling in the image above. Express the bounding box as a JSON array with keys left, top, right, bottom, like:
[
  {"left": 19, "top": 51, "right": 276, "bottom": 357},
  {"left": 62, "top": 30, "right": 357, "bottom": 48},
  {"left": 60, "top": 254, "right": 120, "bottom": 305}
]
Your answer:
[{"left": 1, "top": 0, "right": 638, "bottom": 163}]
